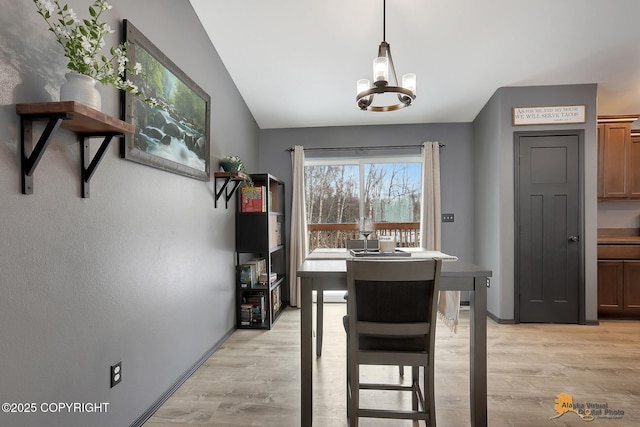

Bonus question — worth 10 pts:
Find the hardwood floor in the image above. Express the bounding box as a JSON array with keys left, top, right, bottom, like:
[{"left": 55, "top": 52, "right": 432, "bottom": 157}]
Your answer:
[{"left": 144, "top": 304, "right": 640, "bottom": 427}]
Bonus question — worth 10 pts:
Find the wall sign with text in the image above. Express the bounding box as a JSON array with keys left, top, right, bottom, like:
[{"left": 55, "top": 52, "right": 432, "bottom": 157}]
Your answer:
[{"left": 513, "top": 105, "right": 586, "bottom": 125}]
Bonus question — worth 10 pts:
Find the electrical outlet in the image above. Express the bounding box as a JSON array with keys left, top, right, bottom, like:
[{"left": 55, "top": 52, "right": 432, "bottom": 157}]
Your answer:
[
  {"left": 110, "top": 362, "right": 122, "bottom": 388},
  {"left": 442, "top": 213, "right": 455, "bottom": 223}
]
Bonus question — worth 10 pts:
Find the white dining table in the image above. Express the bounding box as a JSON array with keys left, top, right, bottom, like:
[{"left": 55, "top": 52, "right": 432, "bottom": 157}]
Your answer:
[{"left": 297, "top": 248, "right": 492, "bottom": 427}]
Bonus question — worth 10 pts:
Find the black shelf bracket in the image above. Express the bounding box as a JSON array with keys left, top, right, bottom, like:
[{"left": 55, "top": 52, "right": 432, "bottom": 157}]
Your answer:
[
  {"left": 20, "top": 114, "right": 71, "bottom": 194},
  {"left": 20, "top": 115, "right": 123, "bottom": 197},
  {"left": 214, "top": 174, "right": 243, "bottom": 208},
  {"left": 17, "top": 102, "right": 134, "bottom": 197},
  {"left": 80, "top": 133, "right": 122, "bottom": 198}
]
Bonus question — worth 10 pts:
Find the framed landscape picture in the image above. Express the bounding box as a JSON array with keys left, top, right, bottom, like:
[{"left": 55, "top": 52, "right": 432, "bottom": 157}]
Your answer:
[{"left": 120, "top": 20, "right": 210, "bottom": 180}]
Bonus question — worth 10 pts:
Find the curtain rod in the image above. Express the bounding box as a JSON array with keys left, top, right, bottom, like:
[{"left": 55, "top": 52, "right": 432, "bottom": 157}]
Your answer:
[{"left": 285, "top": 143, "right": 444, "bottom": 152}]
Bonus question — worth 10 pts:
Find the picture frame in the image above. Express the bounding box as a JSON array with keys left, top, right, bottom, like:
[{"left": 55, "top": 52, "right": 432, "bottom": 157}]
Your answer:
[{"left": 120, "top": 20, "right": 210, "bottom": 180}]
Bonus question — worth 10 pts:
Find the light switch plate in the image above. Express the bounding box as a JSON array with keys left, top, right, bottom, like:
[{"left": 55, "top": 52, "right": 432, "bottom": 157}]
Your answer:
[{"left": 442, "top": 213, "right": 454, "bottom": 223}]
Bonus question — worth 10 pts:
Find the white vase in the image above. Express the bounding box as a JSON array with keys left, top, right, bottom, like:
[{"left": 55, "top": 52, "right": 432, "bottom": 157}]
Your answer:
[{"left": 59, "top": 72, "right": 101, "bottom": 111}]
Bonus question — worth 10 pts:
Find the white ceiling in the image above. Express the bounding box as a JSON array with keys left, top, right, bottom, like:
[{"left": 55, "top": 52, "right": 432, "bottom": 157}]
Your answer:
[{"left": 189, "top": 0, "right": 640, "bottom": 130}]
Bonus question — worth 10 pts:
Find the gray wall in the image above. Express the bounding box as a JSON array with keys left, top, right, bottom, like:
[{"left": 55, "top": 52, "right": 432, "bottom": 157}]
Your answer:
[
  {"left": 473, "top": 84, "right": 598, "bottom": 323},
  {"left": 0, "top": 1, "right": 258, "bottom": 426},
  {"left": 258, "top": 123, "right": 476, "bottom": 267}
]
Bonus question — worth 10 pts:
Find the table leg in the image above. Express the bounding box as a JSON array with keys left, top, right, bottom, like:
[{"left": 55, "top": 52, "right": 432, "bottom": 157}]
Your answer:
[
  {"left": 301, "top": 277, "right": 313, "bottom": 426},
  {"left": 469, "top": 276, "right": 488, "bottom": 427},
  {"left": 316, "top": 290, "right": 324, "bottom": 357}
]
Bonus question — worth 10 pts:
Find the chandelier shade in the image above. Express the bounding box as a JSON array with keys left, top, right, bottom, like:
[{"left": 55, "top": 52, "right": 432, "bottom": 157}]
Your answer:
[{"left": 356, "top": 0, "right": 416, "bottom": 112}]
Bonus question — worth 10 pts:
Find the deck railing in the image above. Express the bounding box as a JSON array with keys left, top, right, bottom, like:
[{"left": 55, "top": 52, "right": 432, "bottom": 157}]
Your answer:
[{"left": 308, "top": 222, "right": 420, "bottom": 251}]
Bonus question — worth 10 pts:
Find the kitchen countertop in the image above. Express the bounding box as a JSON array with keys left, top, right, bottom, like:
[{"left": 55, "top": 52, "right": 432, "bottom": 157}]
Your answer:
[
  {"left": 598, "top": 228, "right": 640, "bottom": 245},
  {"left": 598, "top": 236, "right": 640, "bottom": 244}
]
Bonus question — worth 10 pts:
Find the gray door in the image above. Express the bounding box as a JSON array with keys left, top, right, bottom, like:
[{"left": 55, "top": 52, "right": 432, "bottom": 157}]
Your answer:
[{"left": 516, "top": 132, "right": 582, "bottom": 323}]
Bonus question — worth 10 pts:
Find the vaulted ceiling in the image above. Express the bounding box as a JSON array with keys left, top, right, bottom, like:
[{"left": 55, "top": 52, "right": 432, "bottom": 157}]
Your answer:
[{"left": 190, "top": 0, "right": 640, "bottom": 129}]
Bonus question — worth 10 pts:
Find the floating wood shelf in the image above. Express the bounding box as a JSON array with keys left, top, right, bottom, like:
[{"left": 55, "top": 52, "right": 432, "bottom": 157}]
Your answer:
[
  {"left": 214, "top": 171, "right": 248, "bottom": 208},
  {"left": 16, "top": 101, "right": 135, "bottom": 198}
]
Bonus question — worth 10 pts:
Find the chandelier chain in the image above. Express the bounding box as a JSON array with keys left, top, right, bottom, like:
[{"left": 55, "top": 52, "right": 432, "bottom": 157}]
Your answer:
[{"left": 382, "top": 0, "right": 386, "bottom": 42}]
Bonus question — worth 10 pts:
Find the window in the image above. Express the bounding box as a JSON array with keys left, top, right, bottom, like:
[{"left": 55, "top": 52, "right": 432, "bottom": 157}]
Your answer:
[{"left": 305, "top": 155, "right": 422, "bottom": 249}]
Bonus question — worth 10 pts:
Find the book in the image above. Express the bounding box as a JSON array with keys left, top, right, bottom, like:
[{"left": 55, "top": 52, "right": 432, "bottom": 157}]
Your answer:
[
  {"left": 271, "top": 286, "right": 281, "bottom": 314},
  {"left": 245, "top": 258, "right": 266, "bottom": 286},
  {"left": 259, "top": 272, "right": 278, "bottom": 285},
  {"left": 245, "top": 294, "right": 266, "bottom": 323},
  {"left": 247, "top": 258, "right": 266, "bottom": 274},
  {"left": 239, "top": 263, "right": 256, "bottom": 287},
  {"left": 241, "top": 186, "right": 267, "bottom": 212},
  {"left": 269, "top": 216, "right": 281, "bottom": 247},
  {"left": 240, "top": 303, "right": 255, "bottom": 325},
  {"left": 240, "top": 259, "right": 266, "bottom": 288}
]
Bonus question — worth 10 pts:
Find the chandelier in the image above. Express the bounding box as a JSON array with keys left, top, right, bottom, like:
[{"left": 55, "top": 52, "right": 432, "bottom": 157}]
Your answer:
[{"left": 356, "top": 0, "right": 416, "bottom": 112}]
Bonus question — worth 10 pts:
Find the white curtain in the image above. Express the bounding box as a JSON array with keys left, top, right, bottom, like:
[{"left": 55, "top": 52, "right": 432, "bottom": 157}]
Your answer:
[
  {"left": 289, "top": 146, "right": 308, "bottom": 307},
  {"left": 420, "top": 141, "right": 441, "bottom": 250},
  {"left": 420, "top": 141, "right": 460, "bottom": 332}
]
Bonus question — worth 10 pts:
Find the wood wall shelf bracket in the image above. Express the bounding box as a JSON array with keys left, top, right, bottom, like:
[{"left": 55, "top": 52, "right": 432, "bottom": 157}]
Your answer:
[
  {"left": 214, "top": 172, "right": 246, "bottom": 208},
  {"left": 20, "top": 113, "right": 71, "bottom": 195},
  {"left": 80, "top": 133, "right": 123, "bottom": 198},
  {"left": 17, "top": 101, "right": 135, "bottom": 197},
  {"left": 20, "top": 115, "right": 123, "bottom": 198}
]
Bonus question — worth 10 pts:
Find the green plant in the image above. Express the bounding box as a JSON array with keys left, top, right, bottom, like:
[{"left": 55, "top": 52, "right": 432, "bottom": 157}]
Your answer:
[
  {"left": 33, "top": 0, "right": 158, "bottom": 107},
  {"left": 222, "top": 156, "right": 253, "bottom": 187}
]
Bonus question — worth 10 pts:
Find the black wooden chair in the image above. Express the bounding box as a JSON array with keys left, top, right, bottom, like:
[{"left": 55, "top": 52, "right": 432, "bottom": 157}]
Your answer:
[{"left": 344, "top": 258, "right": 442, "bottom": 427}]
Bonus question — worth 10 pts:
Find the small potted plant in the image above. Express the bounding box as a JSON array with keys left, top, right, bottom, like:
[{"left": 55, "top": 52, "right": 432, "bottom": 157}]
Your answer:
[{"left": 220, "top": 155, "right": 253, "bottom": 187}]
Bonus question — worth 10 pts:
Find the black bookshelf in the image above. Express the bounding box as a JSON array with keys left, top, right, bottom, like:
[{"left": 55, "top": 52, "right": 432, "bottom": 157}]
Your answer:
[{"left": 235, "top": 173, "right": 287, "bottom": 329}]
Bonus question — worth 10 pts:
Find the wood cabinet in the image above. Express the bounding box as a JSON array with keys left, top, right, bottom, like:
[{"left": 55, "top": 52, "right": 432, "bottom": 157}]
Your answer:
[
  {"left": 597, "top": 244, "right": 640, "bottom": 316},
  {"left": 235, "top": 173, "right": 287, "bottom": 329},
  {"left": 597, "top": 260, "right": 624, "bottom": 313},
  {"left": 623, "top": 261, "right": 640, "bottom": 313},
  {"left": 629, "top": 131, "right": 640, "bottom": 196},
  {"left": 597, "top": 115, "right": 640, "bottom": 199}
]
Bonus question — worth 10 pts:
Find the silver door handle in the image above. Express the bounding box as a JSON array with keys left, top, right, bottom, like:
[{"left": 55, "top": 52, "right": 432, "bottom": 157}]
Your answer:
[{"left": 568, "top": 236, "right": 580, "bottom": 242}]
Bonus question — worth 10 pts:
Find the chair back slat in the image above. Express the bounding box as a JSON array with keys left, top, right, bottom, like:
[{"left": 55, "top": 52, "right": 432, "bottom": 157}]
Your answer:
[{"left": 358, "top": 322, "right": 431, "bottom": 336}]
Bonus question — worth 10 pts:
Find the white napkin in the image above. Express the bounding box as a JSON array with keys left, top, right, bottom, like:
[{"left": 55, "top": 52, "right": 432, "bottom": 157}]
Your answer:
[
  {"left": 429, "top": 252, "right": 460, "bottom": 333},
  {"left": 438, "top": 290, "right": 461, "bottom": 333}
]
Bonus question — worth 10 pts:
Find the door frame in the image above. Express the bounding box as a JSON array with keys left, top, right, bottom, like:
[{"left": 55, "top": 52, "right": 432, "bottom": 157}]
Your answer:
[{"left": 513, "top": 130, "right": 586, "bottom": 324}]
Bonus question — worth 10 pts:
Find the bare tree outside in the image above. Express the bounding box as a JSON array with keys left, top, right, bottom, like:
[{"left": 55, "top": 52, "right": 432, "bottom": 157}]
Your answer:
[
  {"left": 305, "top": 164, "right": 359, "bottom": 224},
  {"left": 367, "top": 163, "right": 421, "bottom": 222},
  {"left": 305, "top": 158, "right": 422, "bottom": 249},
  {"left": 305, "top": 160, "right": 421, "bottom": 224}
]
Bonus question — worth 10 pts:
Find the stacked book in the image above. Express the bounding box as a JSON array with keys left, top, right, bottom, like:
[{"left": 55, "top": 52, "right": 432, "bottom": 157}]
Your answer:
[
  {"left": 240, "top": 294, "right": 266, "bottom": 325},
  {"left": 259, "top": 271, "right": 278, "bottom": 286}
]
